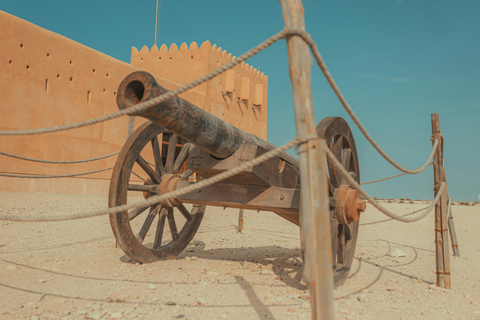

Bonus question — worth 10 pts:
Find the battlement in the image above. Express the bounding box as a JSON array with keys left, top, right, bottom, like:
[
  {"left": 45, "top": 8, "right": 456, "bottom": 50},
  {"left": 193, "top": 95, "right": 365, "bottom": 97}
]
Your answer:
[
  {"left": 131, "top": 40, "right": 267, "bottom": 82},
  {"left": 131, "top": 41, "right": 269, "bottom": 140}
]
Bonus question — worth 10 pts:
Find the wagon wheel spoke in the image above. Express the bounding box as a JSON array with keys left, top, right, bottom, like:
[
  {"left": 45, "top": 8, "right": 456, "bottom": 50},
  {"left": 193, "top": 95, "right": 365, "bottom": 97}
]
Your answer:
[
  {"left": 136, "top": 155, "right": 161, "bottom": 184},
  {"left": 332, "top": 136, "right": 344, "bottom": 186},
  {"left": 177, "top": 204, "right": 193, "bottom": 221},
  {"left": 167, "top": 208, "right": 179, "bottom": 241},
  {"left": 337, "top": 225, "right": 346, "bottom": 265},
  {"left": 180, "top": 169, "right": 194, "bottom": 180},
  {"left": 127, "top": 184, "right": 158, "bottom": 193},
  {"left": 173, "top": 142, "right": 192, "bottom": 174},
  {"left": 109, "top": 122, "right": 205, "bottom": 263},
  {"left": 329, "top": 198, "right": 336, "bottom": 210},
  {"left": 151, "top": 136, "right": 166, "bottom": 176},
  {"left": 327, "top": 141, "right": 340, "bottom": 188},
  {"left": 330, "top": 218, "right": 339, "bottom": 271},
  {"left": 333, "top": 136, "right": 343, "bottom": 159},
  {"left": 344, "top": 224, "right": 352, "bottom": 241},
  {"left": 128, "top": 206, "right": 150, "bottom": 221},
  {"left": 328, "top": 179, "right": 336, "bottom": 197},
  {"left": 316, "top": 117, "right": 360, "bottom": 288},
  {"left": 340, "top": 148, "right": 352, "bottom": 185},
  {"left": 137, "top": 206, "right": 160, "bottom": 243},
  {"left": 153, "top": 208, "right": 167, "bottom": 249},
  {"left": 165, "top": 134, "right": 178, "bottom": 174}
]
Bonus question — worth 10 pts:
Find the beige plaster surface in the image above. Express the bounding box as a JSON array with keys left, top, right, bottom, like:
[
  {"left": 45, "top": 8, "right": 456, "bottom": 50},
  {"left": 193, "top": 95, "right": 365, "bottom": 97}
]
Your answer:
[
  {"left": 0, "top": 195, "right": 479, "bottom": 319},
  {"left": 0, "top": 11, "right": 268, "bottom": 195}
]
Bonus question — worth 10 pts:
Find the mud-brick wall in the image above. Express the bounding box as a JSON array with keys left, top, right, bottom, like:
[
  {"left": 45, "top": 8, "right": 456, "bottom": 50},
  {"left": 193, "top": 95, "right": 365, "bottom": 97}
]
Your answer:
[
  {"left": 131, "top": 42, "right": 268, "bottom": 140},
  {"left": 0, "top": 11, "right": 268, "bottom": 195}
]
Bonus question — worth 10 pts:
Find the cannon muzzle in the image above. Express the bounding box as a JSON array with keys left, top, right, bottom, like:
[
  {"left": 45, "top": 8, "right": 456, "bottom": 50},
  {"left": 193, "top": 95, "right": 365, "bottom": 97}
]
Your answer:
[{"left": 116, "top": 71, "right": 297, "bottom": 165}]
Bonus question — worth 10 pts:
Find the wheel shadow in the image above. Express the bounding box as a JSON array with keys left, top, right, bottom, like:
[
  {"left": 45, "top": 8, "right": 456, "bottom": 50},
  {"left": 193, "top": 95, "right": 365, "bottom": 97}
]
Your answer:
[
  {"left": 178, "top": 242, "right": 308, "bottom": 290},
  {"left": 178, "top": 237, "right": 436, "bottom": 294}
]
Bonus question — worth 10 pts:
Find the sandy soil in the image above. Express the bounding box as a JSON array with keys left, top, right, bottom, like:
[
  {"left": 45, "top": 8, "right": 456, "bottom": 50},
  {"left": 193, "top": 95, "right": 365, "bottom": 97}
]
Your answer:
[{"left": 0, "top": 193, "right": 479, "bottom": 320}]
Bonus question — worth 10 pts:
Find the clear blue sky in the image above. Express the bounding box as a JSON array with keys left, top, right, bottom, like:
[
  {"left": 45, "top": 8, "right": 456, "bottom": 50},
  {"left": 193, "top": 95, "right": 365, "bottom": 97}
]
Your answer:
[{"left": 2, "top": 1, "right": 479, "bottom": 201}]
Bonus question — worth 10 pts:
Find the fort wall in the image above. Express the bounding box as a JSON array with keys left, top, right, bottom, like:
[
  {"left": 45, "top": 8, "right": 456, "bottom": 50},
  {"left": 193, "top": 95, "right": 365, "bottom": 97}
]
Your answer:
[{"left": 0, "top": 11, "right": 268, "bottom": 195}]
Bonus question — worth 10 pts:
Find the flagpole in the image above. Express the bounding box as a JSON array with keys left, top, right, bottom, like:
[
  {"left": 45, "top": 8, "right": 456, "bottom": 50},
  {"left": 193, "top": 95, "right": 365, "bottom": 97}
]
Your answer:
[{"left": 154, "top": 0, "right": 160, "bottom": 46}]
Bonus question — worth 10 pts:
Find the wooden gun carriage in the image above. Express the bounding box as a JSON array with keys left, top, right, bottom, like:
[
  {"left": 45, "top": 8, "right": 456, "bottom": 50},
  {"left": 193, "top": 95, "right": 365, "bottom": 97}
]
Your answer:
[{"left": 109, "top": 71, "right": 366, "bottom": 287}]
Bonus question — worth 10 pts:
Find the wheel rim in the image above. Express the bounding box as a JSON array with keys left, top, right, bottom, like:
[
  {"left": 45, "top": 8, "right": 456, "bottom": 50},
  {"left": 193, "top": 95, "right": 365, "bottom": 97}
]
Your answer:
[
  {"left": 316, "top": 117, "right": 360, "bottom": 288},
  {"left": 109, "top": 121, "right": 204, "bottom": 263}
]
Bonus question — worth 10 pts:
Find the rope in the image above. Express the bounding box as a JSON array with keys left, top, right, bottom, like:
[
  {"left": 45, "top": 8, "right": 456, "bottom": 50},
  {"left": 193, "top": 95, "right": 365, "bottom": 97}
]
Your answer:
[
  {"left": 361, "top": 172, "right": 408, "bottom": 185},
  {"left": 0, "top": 150, "right": 119, "bottom": 164},
  {"left": 360, "top": 205, "right": 430, "bottom": 226},
  {"left": 285, "top": 29, "right": 439, "bottom": 175},
  {"left": 0, "top": 29, "right": 291, "bottom": 136},
  {"left": 361, "top": 163, "right": 433, "bottom": 185},
  {"left": 0, "top": 167, "right": 113, "bottom": 179},
  {"left": 0, "top": 28, "right": 444, "bottom": 224},
  {"left": 0, "top": 28, "right": 438, "bottom": 178},
  {"left": 0, "top": 137, "right": 442, "bottom": 223},
  {"left": 0, "top": 135, "right": 309, "bottom": 222},
  {"left": 325, "top": 146, "right": 445, "bottom": 223},
  {"left": 131, "top": 170, "right": 146, "bottom": 181}
]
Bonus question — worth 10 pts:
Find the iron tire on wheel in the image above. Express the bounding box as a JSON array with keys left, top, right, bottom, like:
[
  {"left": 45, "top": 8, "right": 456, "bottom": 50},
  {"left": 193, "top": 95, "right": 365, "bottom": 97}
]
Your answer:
[
  {"left": 316, "top": 117, "right": 361, "bottom": 288},
  {"left": 109, "top": 121, "right": 204, "bottom": 263}
]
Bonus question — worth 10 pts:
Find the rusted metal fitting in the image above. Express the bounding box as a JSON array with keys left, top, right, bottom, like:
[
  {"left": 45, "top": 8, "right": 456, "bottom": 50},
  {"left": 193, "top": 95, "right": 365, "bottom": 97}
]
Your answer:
[
  {"left": 336, "top": 185, "right": 366, "bottom": 224},
  {"left": 158, "top": 174, "right": 182, "bottom": 207}
]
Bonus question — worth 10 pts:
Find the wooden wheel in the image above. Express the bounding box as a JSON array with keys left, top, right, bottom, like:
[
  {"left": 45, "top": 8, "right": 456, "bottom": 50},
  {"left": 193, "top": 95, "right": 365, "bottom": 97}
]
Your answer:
[
  {"left": 109, "top": 121, "right": 204, "bottom": 263},
  {"left": 316, "top": 117, "right": 362, "bottom": 288}
]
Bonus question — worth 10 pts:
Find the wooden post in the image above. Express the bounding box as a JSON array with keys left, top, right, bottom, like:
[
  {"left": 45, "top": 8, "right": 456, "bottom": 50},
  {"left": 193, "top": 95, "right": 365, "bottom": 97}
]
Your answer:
[
  {"left": 279, "top": 1, "right": 335, "bottom": 319},
  {"left": 431, "top": 113, "right": 451, "bottom": 288},
  {"left": 447, "top": 198, "right": 460, "bottom": 256},
  {"left": 238, "top": 209, "right": 244, "bottom": 233}
]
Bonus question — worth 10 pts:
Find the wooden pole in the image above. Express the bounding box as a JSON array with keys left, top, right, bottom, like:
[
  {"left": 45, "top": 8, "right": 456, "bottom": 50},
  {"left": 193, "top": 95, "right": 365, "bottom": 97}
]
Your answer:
[
  {"left": 154, "top": 0, "right": 160, "bottom": 46},
  {"left": 238, "top": 209, "right": 244, "bottom": 233},
  {"left": 447, "top": 198, "right": 460, "bottom": 256},
  {"left": 431, "top": 113, "right": 451, "bottom": 288},
  {"left": 279, "top": 1, "right": 334, "bottom": 319}
]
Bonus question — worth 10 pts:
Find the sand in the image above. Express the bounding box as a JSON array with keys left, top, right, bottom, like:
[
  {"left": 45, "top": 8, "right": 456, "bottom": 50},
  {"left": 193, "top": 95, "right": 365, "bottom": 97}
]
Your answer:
[{"left": 0, "top": 193, "right": 479, "bottom": 319}]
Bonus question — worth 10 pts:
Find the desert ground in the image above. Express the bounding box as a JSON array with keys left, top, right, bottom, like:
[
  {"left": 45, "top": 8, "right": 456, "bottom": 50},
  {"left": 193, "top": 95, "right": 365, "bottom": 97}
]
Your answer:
[{"left": 0, "top": 192, "right": 479, "bottom": 320}]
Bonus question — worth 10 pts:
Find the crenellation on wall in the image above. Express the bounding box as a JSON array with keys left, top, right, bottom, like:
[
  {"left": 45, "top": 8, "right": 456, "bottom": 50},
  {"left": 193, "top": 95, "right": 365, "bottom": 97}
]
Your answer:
[{"left": 130, "top": 40, "right": 268, "bottom": 140}]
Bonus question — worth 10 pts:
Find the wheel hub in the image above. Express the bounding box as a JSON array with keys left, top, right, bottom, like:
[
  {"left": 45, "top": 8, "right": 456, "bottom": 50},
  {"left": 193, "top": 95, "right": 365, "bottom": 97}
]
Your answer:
[
  {"left": 158, "top": 174, "right": 182, "bottom": 207},
  {"left": 336, "top": 185, "right": 366, "bottom": 224}
]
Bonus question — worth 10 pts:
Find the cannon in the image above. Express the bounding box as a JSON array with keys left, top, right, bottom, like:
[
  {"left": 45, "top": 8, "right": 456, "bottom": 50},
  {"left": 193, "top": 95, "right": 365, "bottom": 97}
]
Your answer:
[{"left": 109, "top": 71, "right": 366, "bottom": 287}]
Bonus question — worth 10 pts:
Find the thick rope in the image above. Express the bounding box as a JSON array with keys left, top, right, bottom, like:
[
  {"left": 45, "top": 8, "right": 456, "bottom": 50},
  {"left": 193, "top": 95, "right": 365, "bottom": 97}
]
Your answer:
[
  {"left": 325, "top": 146, "right": 445, "bottom": 223},
  {"left": 0, "top": 28, "right": 438, "bottom": 177},
  {"left": 285, "top": 28, "right": 439, "bottom": 175},
  {"left": 0, "top": 150, "right": 119, "bottom": 164},
  {"left": 0, "top": 135, "right": 309, "bottom": 222},
  {"left": 0, "top": 28, "right": 444, "bottom": 223},
  {"left": 0, "top": 137, "right": 444, "bottom": 224},
  {"left": 0, "top": 167, "right": 113, "bottom": 179},
  {"left": 0, "top": 30, "right": 290, "bottom": 136}
]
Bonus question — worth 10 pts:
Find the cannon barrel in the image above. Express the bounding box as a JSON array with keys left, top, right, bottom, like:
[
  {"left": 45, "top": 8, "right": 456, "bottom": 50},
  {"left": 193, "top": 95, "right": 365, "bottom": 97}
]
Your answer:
[{"left": 116, "top": 71, "right": 298, "bottom": 165}]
